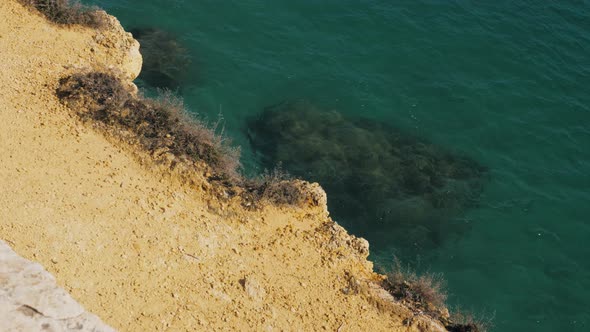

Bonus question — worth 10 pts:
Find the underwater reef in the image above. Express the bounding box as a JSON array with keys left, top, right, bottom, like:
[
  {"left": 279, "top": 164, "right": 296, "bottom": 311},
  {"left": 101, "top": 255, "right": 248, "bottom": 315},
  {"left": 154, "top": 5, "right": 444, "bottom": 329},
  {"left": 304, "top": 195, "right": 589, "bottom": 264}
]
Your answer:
[
  {"left": 129, "top": 27, "right": 191, "bottom": 89},
  {"left": 248, "top": 100, "right": 487, "bottom": 254}
]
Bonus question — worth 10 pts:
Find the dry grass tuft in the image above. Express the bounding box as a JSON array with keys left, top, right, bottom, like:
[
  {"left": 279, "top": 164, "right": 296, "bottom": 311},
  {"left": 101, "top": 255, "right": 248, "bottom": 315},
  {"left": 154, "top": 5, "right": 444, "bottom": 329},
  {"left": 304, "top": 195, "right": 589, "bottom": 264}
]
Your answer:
[
  {"left": 18, "top": 0, "right": 107, "bottom": 28},
  {"left": 445, "top": 310, "right": 493, "bottom": 332},
  {"left": 382, "top": 259, "right": 489, "bottom": 331},
  {"left": 241, "top": 166, "right": 307, "bottom": 207},
  {"left": 383, "top": 260, "right": 447, "bottom": 316}
]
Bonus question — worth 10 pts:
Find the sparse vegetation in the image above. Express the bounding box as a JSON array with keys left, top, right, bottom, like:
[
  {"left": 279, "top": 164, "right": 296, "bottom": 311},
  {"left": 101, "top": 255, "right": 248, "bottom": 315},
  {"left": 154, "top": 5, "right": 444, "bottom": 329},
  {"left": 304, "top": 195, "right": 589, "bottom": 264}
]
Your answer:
[
  {"left": 383, "top": 260, "right": 447, "bottom": 316},
  {"left": 55, "top": 72, "right": 306, "bottom": 206},
  {"left": 57, "top": 72, "right": 241, "bottom": 183},
  {"left": 445, "top": 319, "right": 483, "bottom": 332},
  {"left": 445, "top": 310, "right": 493, "bottom": 332},
  {"left": 18, "top": 0, "right": 106, "bottom": 28},
  {"left": 382, "top": 259, "right": 488, "bottom": 332},
  {"left": 242, "top": 166, "right": 306, "bottom": 207}
]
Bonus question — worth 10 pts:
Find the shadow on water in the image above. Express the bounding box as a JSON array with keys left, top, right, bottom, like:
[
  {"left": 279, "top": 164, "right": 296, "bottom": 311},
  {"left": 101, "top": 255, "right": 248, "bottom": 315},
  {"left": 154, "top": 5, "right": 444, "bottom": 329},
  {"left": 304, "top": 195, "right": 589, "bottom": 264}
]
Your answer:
[
  {"left": 247, "top": 100, "right": 488, "bottom": 258},
  {"left": 129, "top": 27, "right": 193, "bottom": 90}
]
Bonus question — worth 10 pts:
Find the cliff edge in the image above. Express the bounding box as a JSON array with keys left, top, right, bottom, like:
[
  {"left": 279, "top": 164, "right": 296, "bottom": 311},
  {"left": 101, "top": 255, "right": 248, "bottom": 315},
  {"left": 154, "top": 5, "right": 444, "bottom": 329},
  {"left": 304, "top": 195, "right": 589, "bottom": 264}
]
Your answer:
[{"left": 0, "top": 1, "right": 447, "bottom": 331}]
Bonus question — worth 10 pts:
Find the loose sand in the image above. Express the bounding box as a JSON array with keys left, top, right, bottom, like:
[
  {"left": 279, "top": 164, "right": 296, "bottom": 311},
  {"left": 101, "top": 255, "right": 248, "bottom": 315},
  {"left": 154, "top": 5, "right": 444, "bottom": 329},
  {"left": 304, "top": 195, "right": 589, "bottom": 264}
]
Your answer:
[{"left": 0, "top": 1, "right": 444, "bottom": 331}]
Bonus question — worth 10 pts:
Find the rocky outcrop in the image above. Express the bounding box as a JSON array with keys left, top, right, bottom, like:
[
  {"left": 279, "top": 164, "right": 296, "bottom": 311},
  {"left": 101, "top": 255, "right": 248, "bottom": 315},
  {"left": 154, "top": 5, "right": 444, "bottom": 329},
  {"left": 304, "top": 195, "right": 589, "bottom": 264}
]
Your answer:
[
  {"left": 0, "top": 240, "right": 115, "bottom": 332},
  {"left": 92, "top": 11, "right": 142, "bottom": 82}
]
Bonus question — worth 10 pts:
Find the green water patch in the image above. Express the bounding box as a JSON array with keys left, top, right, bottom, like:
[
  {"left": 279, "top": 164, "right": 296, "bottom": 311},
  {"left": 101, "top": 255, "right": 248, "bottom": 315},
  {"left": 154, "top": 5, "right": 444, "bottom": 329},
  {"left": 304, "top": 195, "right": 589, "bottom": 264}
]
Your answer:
[{"left": 248, "top": 100, "right": 487, "bottom": 255}]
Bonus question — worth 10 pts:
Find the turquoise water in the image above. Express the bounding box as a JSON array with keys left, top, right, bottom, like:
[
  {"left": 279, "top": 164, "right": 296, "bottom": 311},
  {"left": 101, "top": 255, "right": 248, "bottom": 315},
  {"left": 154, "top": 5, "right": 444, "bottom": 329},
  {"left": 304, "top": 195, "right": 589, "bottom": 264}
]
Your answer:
[{"left": 88, "top": 1, "right": 590, "bottom": 330}]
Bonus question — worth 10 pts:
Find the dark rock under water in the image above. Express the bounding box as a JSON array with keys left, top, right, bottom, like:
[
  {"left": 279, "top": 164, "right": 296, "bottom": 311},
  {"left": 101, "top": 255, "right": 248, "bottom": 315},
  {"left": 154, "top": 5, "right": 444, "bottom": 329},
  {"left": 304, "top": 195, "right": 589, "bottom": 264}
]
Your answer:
[
  {"left": 248, "top": 100, "right": 488, "bottom": 254},
  {"left": 129, "top": 27, "right": 192, "bottom": 90}
]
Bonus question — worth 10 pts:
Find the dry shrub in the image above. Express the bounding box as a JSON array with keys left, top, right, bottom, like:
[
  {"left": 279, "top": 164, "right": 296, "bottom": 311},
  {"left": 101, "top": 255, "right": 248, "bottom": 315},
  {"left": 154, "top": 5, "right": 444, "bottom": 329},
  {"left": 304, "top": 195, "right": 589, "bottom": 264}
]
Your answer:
[
  {"left": 383, "top": 260, "right": 447, "bottom": 316},
  {"left": 445, "top": 310, "right": 493, "bottom": 332},
  {"left": 56, "top": 72, "right": 128, "bottom": 116},
  {"left": 18, "top": 0, "right": 106, "bottom": 28},
  {"left": 242, "top": 166, "right": 307, "bottom": 207},
  {"left": 56, "top": 72, "right": 241, "bottom": 183},
  {"left": 383, "top": 259, "right": 489, "bottom": 331},
  {"left": 445, "top": 320, "right": 482, "bottom": 332}
]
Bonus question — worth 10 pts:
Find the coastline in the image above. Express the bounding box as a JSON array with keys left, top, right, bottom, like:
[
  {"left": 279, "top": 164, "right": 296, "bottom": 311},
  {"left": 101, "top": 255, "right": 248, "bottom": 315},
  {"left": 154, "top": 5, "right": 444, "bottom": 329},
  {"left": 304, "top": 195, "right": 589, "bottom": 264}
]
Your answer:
[{"left": 0, "top": 1, "right": 449, "bottom": 331}]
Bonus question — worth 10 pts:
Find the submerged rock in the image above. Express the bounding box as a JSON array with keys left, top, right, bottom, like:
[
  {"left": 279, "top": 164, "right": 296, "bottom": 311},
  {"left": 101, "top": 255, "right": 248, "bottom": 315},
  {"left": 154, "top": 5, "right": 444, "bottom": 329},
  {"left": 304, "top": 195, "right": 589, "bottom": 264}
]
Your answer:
[
  {"left": 248, "top": 100, "right": 487, "bottom": 253},
  {"left": 129, "top": 27, "right": 192, "bottom": 89}
]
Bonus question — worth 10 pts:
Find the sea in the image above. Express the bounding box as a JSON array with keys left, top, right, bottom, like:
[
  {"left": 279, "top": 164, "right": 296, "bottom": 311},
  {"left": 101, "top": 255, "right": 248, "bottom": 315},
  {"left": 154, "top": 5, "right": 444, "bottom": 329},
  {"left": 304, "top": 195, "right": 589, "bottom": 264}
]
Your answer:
[{"left": 87, "top": 1, "right": 590, "bottom": 331}]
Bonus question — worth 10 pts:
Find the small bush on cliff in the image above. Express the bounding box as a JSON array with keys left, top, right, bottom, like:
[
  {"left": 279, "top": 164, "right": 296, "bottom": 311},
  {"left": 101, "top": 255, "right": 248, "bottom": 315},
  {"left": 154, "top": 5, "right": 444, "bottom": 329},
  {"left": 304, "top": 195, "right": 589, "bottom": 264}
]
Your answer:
[
  {"left": 19, "top": 0, "right": 106, "bottom": 28},
  {"left": 56, "top": 72, "right": 241, "bottom": 183},
  {"left": 382, "top": 259, "right": 488, "bottom": 331},
  {"left": 241, "top": 166, "right": 306, "bottom": 207},
  {"left": 445, "top": 309, "right": 493, "bottom": 332},
  {"left": 383, "top": 260, "right": 447, "bottom": 316}
]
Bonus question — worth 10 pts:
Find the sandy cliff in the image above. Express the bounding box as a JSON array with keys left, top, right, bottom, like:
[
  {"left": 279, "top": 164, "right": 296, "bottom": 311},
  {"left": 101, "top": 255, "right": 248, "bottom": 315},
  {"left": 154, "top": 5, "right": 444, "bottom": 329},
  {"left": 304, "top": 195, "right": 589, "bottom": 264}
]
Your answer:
[{"left": 0, "top": 1, "right": 446, "bottom": 331}]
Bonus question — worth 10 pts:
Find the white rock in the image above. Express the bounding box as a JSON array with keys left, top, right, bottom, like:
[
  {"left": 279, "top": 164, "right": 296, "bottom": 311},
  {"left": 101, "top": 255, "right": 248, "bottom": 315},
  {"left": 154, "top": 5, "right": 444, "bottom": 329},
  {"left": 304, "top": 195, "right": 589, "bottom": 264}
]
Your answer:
[{"left": 0, "top": 240, "right": 115, "bottom": 332}]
